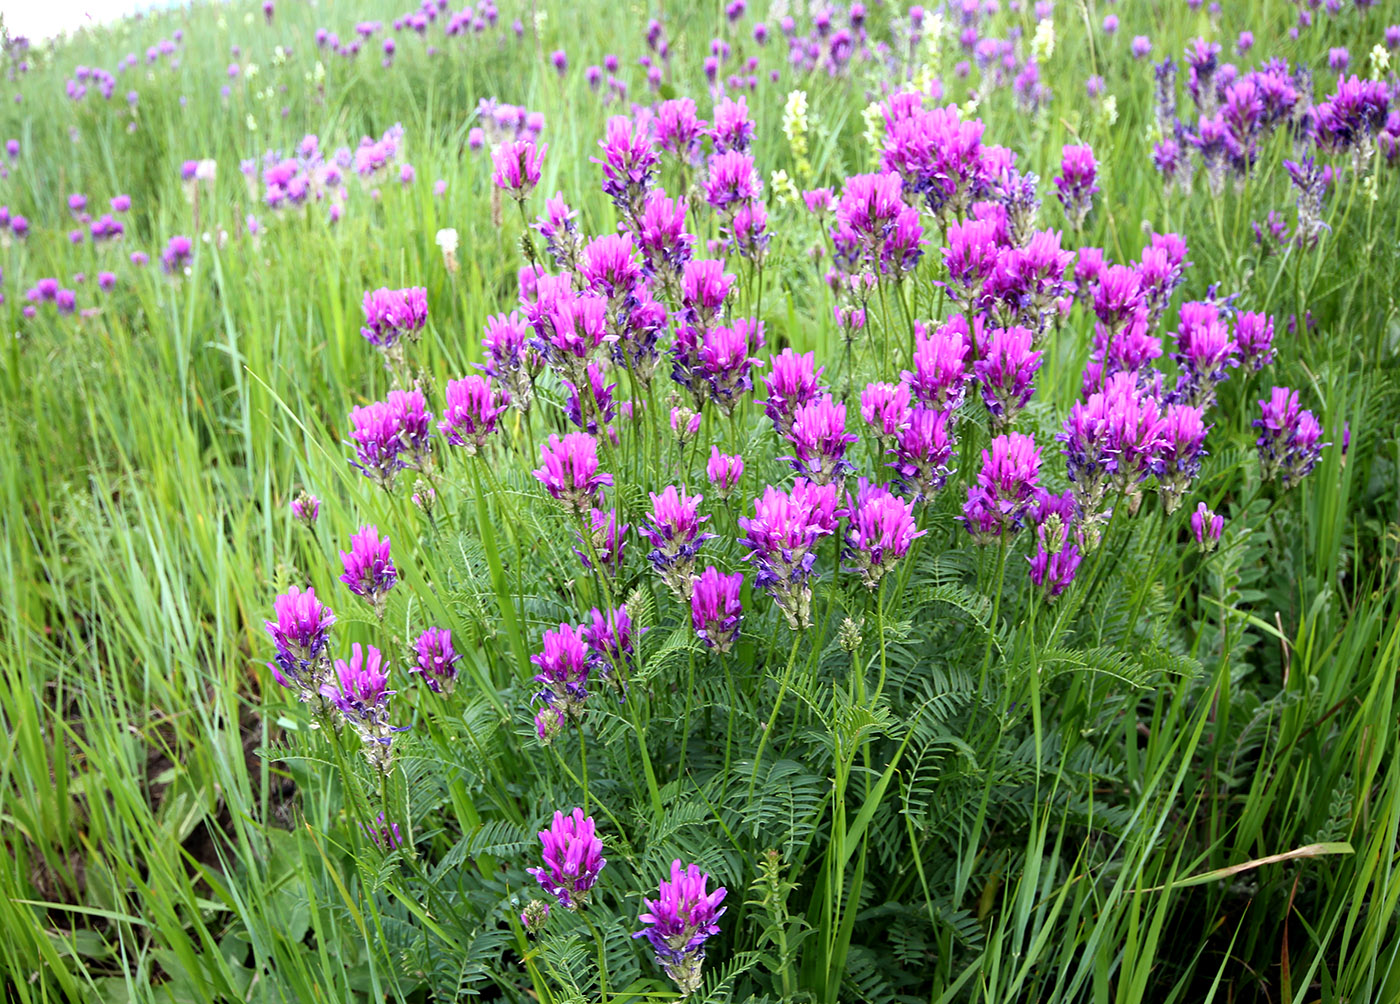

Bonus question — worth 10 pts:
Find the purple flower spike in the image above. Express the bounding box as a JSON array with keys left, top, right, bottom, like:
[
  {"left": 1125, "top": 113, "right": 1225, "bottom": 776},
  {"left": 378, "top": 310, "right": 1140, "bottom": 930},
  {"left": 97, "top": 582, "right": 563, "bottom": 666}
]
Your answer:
[
  {"left": 574, "top": 507, "right": 628, "bottom": 577},
  {"left": 593, "top": 114, "right": 660, "bottom": 222},
  {"left": 1191, "top": 502, "right": 1224, "bottom": 552},
  {"left": 974, "top": 326, "right": 1042, "bottom": 428},
  {"left": 584, "top": 605, "right": 633, "bottom": 682},
  {"left": 528, "top": 808, "right": 606, "bottom": 909},
  {"left": 348, "top": 400, "right": 404, "bottom": 487},
  {"left": 1054, "top": 144, "right": 1099, "bottom": 229},
  {"left": 889, "top": 406, "right": 956, "bottom": 500},
  {"left": 1233, "top": 311, "right": 1275, "bottom": 370},
  {"left": 533, "top": 433, "right": 613, "bottom": 513},
  {"left": 634, "top": 860, "right": 727, "bottom": 998},
  {"left": 785, "top": 397, "right": 858, "bottom": 484},
  {"left": 1028, "top": 540, "right": 1082, "bottom": 601},
  {"left": 706, "top": 448, "right": 744, "bottom": 497},
  {"left": 640, "top": 486, "right": 715, "bottom": 598},
  {"left": 690, "top": 566, "right": 743, "bottom": 653},
  {"left": 846, "top": 480, "right": 924, "bottom": 589},
  {"left": 492, "top": 139, "right": 546, "bottom": 199},
  {"left": 1156, "top": 403, "right": 1209, "bottom": 513},
  {"left": 339, "top": 525, "right": 397, "bottom": 616},
  {"left": 412, "top": 627, "right": 459, "bottom": 693},
  {"left": 762, "top": 348, "right": 826, "bottom": 437},
  {"left": 290, "top": 491, "right": 320, "bottom": 528},
  {"left": 711, "top": 95, "right": 754, "bottom": 154},
  {"left": 322, "top": 643, "right": 397, "bottom": 771},
  {"left": 904, "top": 318, "right": 972, "bottom": 411},
  {"left": 265, "top": 586, "right": 336, "bottom": 698},
  {"left": 439, "top": 375, "right": 508, "bottom": 453},
  {"left": 860, "top": 381, "right": 912, "bottom": 442},
  {"left": 699, "top": 319, "right": 764, "bottom": 415},
  {"left": 962, "top": 432, "right": 1043, "bottom": 543},
  {"left": 531, "top": 623, "right": 591, "bottom": 739},
  {"left": 634, "top": 190, "right": 694, "bottom": 281},
  {"left": 1254, "top": 387, "right": 1328, "bottom": 489},
  {"left": 738, "top": 481, "right": 839, "bottom": 630}
]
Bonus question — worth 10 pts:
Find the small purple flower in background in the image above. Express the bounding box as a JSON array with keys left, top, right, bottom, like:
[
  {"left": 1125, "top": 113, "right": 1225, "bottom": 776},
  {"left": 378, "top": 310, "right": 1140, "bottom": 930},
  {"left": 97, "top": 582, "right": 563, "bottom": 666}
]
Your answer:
[
  {"left": 905, "top": 318, "right": 971, "bottom": 411},
  {"left": 640, "top": 486, "right": 715, "bottom": 599},
  {"left": 161, "top": 235, "right": 193, "bottom": 275},
  {"left": 291, "top": 491, "right": 320, "bottom": 528},
  {"left": 339, "top": 525, "right": 397, "bottom": 617},
  {"left": 1191, "top": 502, "right": 1224, "bottom": 552},
  {"left": 265, "top": 586, "right": 336, "bottom": 699},
  {"left": 492, "top": 139, "right": 546, "bottom": 201},
  {"left": 786, "top": 397, "right": 858, "bottom": 484},
  {"left": 323, "top": 643, "right": 397, "bottom": 771},
  {"left": 1156, "top": 403, "right": 1209, "bottom": 512},
  {"left": 534, "top": 433, "right": 613, "bottom": 514},
  {"left": 845, "top": 480, "right": 924, "bottom": 589},
  {"left": 531, "top": 623, "right": 591, "bottom": 741},
  {"left": 412, "top": 627, "right": 459, "bottom": 693},
  {"left": 691, "top": 566, "right": 743, "bottom": 653},
  {"left": 762, "top": 349, "right": 826, "bottom": 437},
  {"left": 361, "top": 813, "right": 403, "bottom": 851},
  {"left": 574, "top": 507, "right": 628, "bottom": 577},
  {"left": 1132, "top": 36, "right": 1152, "bottom": 59},
  {"left": 1255, "top": 387, "right": 1328, "bottom": 489},
  {"left": 962, "top": 432, "right": 1043, "bottom": 543},
  {"left": 1284, "top": 158, "right": 1332, "bottom": 249},
  {"left": 529, "top": 808, "right": 605, "bottom": 909},
  {"left": 974, "top": 326, "right": 1042, "bottom": 430},
  {"left": 634, "top": 860, "right": 727, "bottom": 998},
  {"left": 550, "top": 49, "right": 568, "bottom": 76},
  {"left": 1054, "top": 144, "right": 1099, "bottom": 229},
  {"left": 706, "top": 448, "right": 744, "bottom": 498},
  {"left": 438, "top": 375, "right": 508, "bottom": 454}
]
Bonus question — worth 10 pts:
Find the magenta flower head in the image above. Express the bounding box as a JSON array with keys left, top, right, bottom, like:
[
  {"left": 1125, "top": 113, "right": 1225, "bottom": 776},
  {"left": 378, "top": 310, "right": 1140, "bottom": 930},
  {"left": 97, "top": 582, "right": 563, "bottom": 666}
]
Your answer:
[
  {"left": 580, "top": 232, "right": 643, "bottom": 301},
  {"left": 942, "top": 218, "right": 1001, "bottom": 308},
  {"left": 529, "top": 808, "right": 605, "bottom": 909},
  {"left": 786, "top": 397, "right": 858, "bottom": 484},
  {"left": 699, "top": 318, "right": 764, "bottom": 415},
  {"left": 322, "top": 643, "right": 397, "bottom": 770},
  {"left": 1028, "top": 533, "right": 1082, "bottom": 601},
  {"left": 291, "top": 491, "right": 320, "bottom": 528},
  {"left": 161, "top": 234, "right": 193, "bottom": 275},
  {"left": 634, "top": 860, "right": 727, "bottom": 997},
  {"left": 706, "top": 447, "right": 744, "bottom": 497},
  {"left": 1156, "top": 403, "right": 1209, "bottom": 512},
  {"left": 1054, "top": 144, "right": 1099, "bottom": 229},
  {"left": 739, "top": 482, "right": 838, "bottom": 630},
  {"left": 574, "top": 507, "right": 628, "bottom": 577},
  {"left": 438, "top": 375, "right": 508, "bottom": 454},
  {"left": 593, "top": 114, "right": 659, "bottom": 221},
  {"left": 584, "top": 605, "right": 633, "bottom": 681},
  {"left": 962, "top": 432, "right": 1043, "bottom": 543},
  {"left": 361, "top": 286, "right": 429, "bottom": 350},
  {"left": 640, "top": 486, "right": 715, "bottom": 598},
  {"left": 412, "top": 627, "right": 459, "bottom": 693},
  {"left": 762, "top": 348, "right": 827, "bottom": 437},
  {"left": 1255, "top": 387, "right": 1328, "bottom": 489},
  {"left": 1132, "top": 36, "right": 1151, "bottom": 59},
  {"left": 860, "top": 381, "right": 912, "bottom": 442},
  {"left": 492, "top": 139, "right": 546, "bottom": 199},
  {"left": 564, "top": 364, "right": 618, "bottom": 435},
  {"left": 703, "top": 150, "right": 760, "bottom": 211},
  {"left": 265, "top": 586, "right": 336, "bottom": 697},
  {"left": 339, "top": 525, "right": 397, "bottom": 616},
  {"left": 1191, "top": 502, "right": 1224, "bottom": 552},
  {"left": 483, "top": 310, "right": 536, "bottom": 407},
  {"left": 533, "top": 432, "right": 612, "bottom": 513},
  {"left": 531, "top": 623, "right": 590, "bottom": 739},
  {"left": 680, "top": 258, "right": 735, "bottom": 328},
  {"left": 1172, "top": 300, "right": 1239, "bottom": 406},
  {"left": 654, "top": 98, "right": 706, "bottom": 163},
  {"left": 974, "top": 326, "right": 1042, "bottom": 428},
  {"left": 889, "top": 405, "right": 956, "bottom": 500},
  {"left": 348, "top": 400, "right": 405, "bottom": 488},
  {"left": 635, "top": 190, "right": 694, "bottom": 281},
  {"left": 1233, "top": 311, "right": 1275, "bottom": 370},
  {"left": 711, "top": 94, "right": 754, "bottom": 154},
  {"left": 905, "top": 317, "right": 972, "bottom": 411},
  {"left": 690, "top": 566, "right": 743, "bottom": 653},
  {"left": 846, "top": 480, "right": 924, "bottom": 589}
]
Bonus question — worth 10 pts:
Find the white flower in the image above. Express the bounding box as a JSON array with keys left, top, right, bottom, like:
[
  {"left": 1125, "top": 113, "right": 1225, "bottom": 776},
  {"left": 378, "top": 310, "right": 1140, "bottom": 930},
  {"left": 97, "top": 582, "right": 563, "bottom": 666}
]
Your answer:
[
  {"left": 435, "top": 228, "right": 459, "bottom": 254},
  {"left": 195, "top": 159, "right": 217, "bottom": 183},
  {"left": 1370, "top": 44, "right": 1390, "bottom": 81},
  {"left": 1032, "top": 19, "right": 1056, "bottom": 63}
]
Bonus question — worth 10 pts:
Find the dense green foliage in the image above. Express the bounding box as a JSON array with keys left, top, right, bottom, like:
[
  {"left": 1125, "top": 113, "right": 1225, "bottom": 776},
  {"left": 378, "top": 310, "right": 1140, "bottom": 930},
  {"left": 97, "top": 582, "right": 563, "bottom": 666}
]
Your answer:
[{"left": 2, "top": 1, "right": 1399, "bottom": 1002}]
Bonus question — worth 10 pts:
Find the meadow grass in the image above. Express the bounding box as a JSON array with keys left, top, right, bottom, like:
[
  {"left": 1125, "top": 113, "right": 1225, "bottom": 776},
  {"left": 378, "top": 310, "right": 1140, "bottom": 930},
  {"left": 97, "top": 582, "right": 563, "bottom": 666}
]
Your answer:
[{"left": 1, "top": 1, "right": 1399, "bottom": 1002}]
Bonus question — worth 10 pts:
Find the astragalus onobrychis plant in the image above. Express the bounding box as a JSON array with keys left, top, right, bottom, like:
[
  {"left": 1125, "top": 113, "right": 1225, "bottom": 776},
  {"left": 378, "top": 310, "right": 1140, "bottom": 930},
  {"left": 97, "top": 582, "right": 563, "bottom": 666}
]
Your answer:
[{"left": 256, "top": 25, "right": 1369, "bottom": 999}]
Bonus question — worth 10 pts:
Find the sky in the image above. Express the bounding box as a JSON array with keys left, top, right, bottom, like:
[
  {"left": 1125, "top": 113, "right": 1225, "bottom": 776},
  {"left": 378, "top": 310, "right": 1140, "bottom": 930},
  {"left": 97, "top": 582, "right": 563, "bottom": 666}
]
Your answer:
[{"left": 1, "top": 0, "right": 155, "bottom": 41}]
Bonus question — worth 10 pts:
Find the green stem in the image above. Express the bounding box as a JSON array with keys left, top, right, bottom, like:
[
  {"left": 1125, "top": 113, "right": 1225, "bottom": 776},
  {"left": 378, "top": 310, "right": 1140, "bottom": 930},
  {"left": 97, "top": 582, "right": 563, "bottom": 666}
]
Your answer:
[{"left": 748, "top": 631, "right": 805, "bottom": 802}]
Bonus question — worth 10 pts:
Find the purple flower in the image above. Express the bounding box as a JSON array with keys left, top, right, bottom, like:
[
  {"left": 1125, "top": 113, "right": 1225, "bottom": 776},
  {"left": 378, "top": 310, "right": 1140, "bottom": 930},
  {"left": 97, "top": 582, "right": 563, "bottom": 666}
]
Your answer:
[
  {"left": 412, "top": 627, "right": 459, "bottom": 693},
  {"left": 482, "top": 311, "right": 536, "bottom": 407},
  {"left": 1156, "top": 403, "right": 1209, "bottom": 512},
  {"left": 1191, "top": 502, "right": 1223, "bottom": 552},
  {"left": 593, "top": 115, "right": 659, "bottom": 222},
  {"left": 564, "top": 364, "right": 618, "bottom": 435},
  {"left": 761, "top": 348, "right": 826, "bottom": 437},
  {"left": 529, "top": 808, "right": 605, "bottom": 909},
  {"left": 265, "top": 586, "right": 336, "bottom": 697},
  {"left": 1132, "top": 36, "right": 1152, "bottom": 59},
  {"left": 905, "top": 318, "right": 971, "bottom": 411},
  {"left": 738, "top": 481, "right": 839, "bottom": 630},
  {"left": 1171, "top": 300, "right": 1239, "bottom": 406},
  {"left": 962, "top": 432, "right": 1043, "bottom": 543},
  {"left": 786, "top": 397, "right": 857, "bottom": 484},
  {"left": 361, "top": 286, "right": 429, "bottom": 351},
  {"left": 1054, "top": 144, "right": 1098, "bottom": 229},
  {"left": 634, "top": 190, "right": 693, "bottom": 280},
  {"left": 339, "top": 526, "right": 397, "bottom": 615},
  {"left": 703, "top": 150, "right": 760, "bottom": 211},
  {"left": 680, "top": 259, "right": 734, "bottom": 328},
  {"left": 161, "top": 235, "right": 193, "bottom": 274},
  {"left": 533, "top": 433, "right": 612, "bottom": 513},
  {"left": 492, "top": 139, "right": 546, "bottom": 199},
  {"left": 584, "top": 605, "right": 633, "bottom": 681},
  {"left": 574, "top": 507, "right": 628, "bottom": 576},
  {"left": 1255, "top": 387, "right": 1328, "bottom": 488},
  {"left": 711, "top": 95, "right": 754, "bottom": 154},
  {"left": 974, "top": 326, "right": 1042, "bottom": 428},
  {"left": 860, "top": 381, "right": 912, "bottom": 441},
  {"left": 706, "top": 448, "right": 744, "bottom": 497},
  {"left": 699, "top": 319, "right": 764, "bottom": 414},
  {"left": 1234, "top": 311, "right": 1275, "bottom": 370},
  {"left": 889, "top": 406, "right": 956, "bottom": 500},
  {"left": 634, "top": 861, "right": 727, "bottom": 997},
  {"left": 348, "top": 400, "right": 405, "bottom": 488},
  {"left": 322, "top": 643, "right": 397, "bottom": 770},
  {"left": 690, "top": 566, "right": 743, "bottom": 653},
  {"left": 942, "top": 218, "right": 1001, "bottom": 309},
  {"left": 845, "top": 480, "right": 924, "bottom": 589},
  {"left": 640, "top": 486, "right": 714, "bottom": 597},
  {"left": 438, "top": 375, "right": 508, "bottom": 453},
  {"left": 362, "top": 813, "right": 404, "bottom": 851},
  {"left": 532, "top": 623, "right": 591, "bottom": 733},
  {"left": 291, "top": 491, "right": 320, "bottom": 527},
  {"left": 1028, "top": 537, "right": 1081, "bottom": 600}
]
